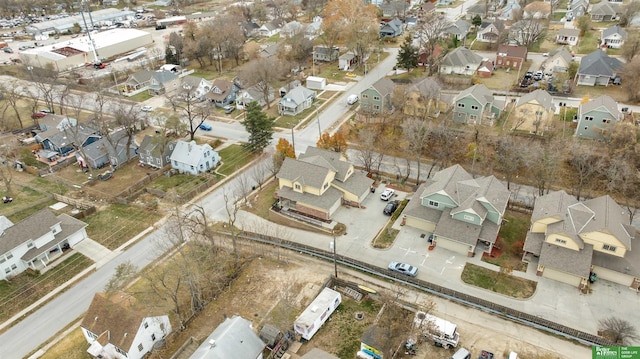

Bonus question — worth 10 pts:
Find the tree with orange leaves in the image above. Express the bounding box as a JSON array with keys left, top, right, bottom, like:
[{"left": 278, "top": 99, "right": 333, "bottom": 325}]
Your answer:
[{"left": 316, "top": 132, "right": 348, "bottom": 153}]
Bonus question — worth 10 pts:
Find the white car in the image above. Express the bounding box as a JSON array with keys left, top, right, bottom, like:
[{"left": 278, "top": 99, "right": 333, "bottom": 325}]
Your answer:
[
  {"left": 141, "top": 106, "right": 153, "bottom": 112},
  {"left": 380, "top": 188, "right": 395, "bottom": 201},
  {"left": 347, "top": 94, "right": 359, "bottom": 105}
]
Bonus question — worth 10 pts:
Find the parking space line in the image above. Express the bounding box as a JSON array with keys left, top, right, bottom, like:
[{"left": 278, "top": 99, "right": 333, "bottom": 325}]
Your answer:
[
  {"left": 420, "top": 253, "right": 429, "bottom": 266},
  {"left": 399, "top": 246, "right": 416, "bottom": 256}
]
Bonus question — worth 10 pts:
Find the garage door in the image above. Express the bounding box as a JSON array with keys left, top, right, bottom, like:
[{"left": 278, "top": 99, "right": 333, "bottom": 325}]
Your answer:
[
  {"left": 437, "top": 238, "right": 471, "bottom": 255},
  {"left": 405, "top": 216, "right": 435, "bottom": 232},
  {"left": 542, "top": 267, "right": 582, "bottom": 287},
  {"left": 592, "top": 266, "right": 633, "bottom": 287}
]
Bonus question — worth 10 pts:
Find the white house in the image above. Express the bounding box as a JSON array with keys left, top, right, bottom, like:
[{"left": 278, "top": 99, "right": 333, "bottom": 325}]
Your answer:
[
  {"left": 81, "top": 292, "right": 172, "bottom": 359},
  {"left": 189, "top": 315, "right": 265, "bottom": 359},
  {"left": 0, "top": 209, "right": 88, "bottom": 281},
  {"left": 601, "top": 25, "right": 627, "bottom": 49},
  {"left": 170, "top": 140, "right": 220, "bottom": 175},
  {"left": 180, "top": 75, "right": 213, "bottom": 101},
  {"left": 278, "top": 86, "right": 316, "bottom": 116}
]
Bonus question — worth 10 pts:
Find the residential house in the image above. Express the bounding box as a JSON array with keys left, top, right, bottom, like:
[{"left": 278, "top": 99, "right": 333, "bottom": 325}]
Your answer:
[
  {"left": 34, "top": 115, "right": 100, "bottom": 156},
  {"left": 170, "top": 140, "right": 220, "bottom": 175},
  {"left": 278, "top": 86, "right": 316, "bottom": 116},
  {"left": 338, "top": 52, "right": 358, "bottom": 71},
  {"left": 495, "top": 44, "right": 527, "bottom": 70},
  {"left": 0, "top": 209, "right": 88, "bottom": 280},
  {"left": 556, "top": 28, "right": 579, "bottom": 46},
  {"left": 179, "top": 75, "right": 212, "bottom": 101},
  {"left": 280, "top": 21, "right": 304, "bottom": 39},
  {"left": 205, "top": 79, "right": 240, "bottom": 108},
  {"left": 444, "top": 19, "right": 472, "bottom": 41},
  {"left": 437, "top": 0, "right": 454, "bottom": 5},
  {"left": 313, "top": 46, "right": 340, "bottom": 62},
  {"left": 241, "top": 21, "right": 260, "bottom": 38},
  {"left": 575, "top": 95, "right": 622, "bottom": 140},
  {"left": 543, "top": 46, "right": 573, "bottom": 73},
  {"left": 601, "top": 25, "right": 627, "bottom": 49},
  {"left": 497, "top": 0, "right": 521, "bottom": 20},
  {"left": 360, "top": 78, "right": 395, "bottom": 115},
  {"left": 148, "top": 70, "right": 180, "bottom": 95},
  {"left": 439, "top": 47, "right": 483, "bottom": 76},
  {"left": 259, "top": 19, "right": 284, "bottom": 37},
  {"left": 403, "top": 77, "right": 443, "bottom": 118},
  {"left": 512, "top": 89, "right": 554, "bottom": 134},
  {"left": 235, "top": 83, "right": 275, "bottom": 109},
  {"left": 379, "top": 18, "right": 404, "bottom": 38},
  {"left": 576, "top": 49, "right": 622, "bottom": 86},
  {"left": 405, "top": 17, "right": 418, "bottom": 29},
  {"left": 76, "top": 129, "right": 138, "bottom": 170},
  {"left": 124, "top": 70, "right": 154, "bottom": 93},
  {"left": 305, "top": 16, "right": 323, "bottom": 40},
  {"left": 465, "top": 3, "right": 486, "bottom": 20},
  {"left": 476, "top": 20, "right": 505, "bottom": 43},
  {"left": 567, "top": 0, "right": 588, "bottom": 19},
  {"left": 523, "top": 1, "right": 551, "bottom": 19},
  {"left": 477, "top": 60, "right": 495, "bottom": 78},
  {"left": 522, "top": 191, "right": 639, "bottom": 290},
  {"left": 138, "top": 135, "right": 176, "bottom": 169},
  {"left": 259, "top": 43, "right": 281, "bottom": 58},
  {"left": 189, "top": 315, "right": 265, "bottom": 359},
  {"left": 509, "top": 20, "right": 546, "bottom": 46},
  {"left": 275, "top": 147, "right": 374, "bottom": 220},
  {"left": 452, "top": 84, "right": 503, "bottom": 125},
  {"left": 418, "top": 2, "right": 436, "bottom": 15},
  {"left": 279, "top": 79, "right": 301, "bottom": 97},
  {"left": 81, "top": 292, "right": 172, "bottom": 359},
  {"left": 591, "top": 2, "right": 619, "bottom": 22},
  {"left": 403, "top": 164, "right": 510, "bottom": 256}
]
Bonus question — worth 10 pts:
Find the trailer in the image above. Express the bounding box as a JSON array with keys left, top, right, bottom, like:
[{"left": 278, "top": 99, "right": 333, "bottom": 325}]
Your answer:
[
  {"left": 413, "top": 311, "right": 460, "bottom": 349},
  {"left": 293, "top": 287, "right": 342, "bottom": 341}
]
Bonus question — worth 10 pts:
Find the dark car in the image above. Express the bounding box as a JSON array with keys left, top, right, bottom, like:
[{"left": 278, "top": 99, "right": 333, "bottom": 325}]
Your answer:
[
  {"left": 383, "top": 201, "right": 399, "bottom": 216},
  {"left": 155, "top": 25, "right": 166, "bottom": 30},
  {"left": 388, "top": 261, "right": 418, "bottom": 277}
]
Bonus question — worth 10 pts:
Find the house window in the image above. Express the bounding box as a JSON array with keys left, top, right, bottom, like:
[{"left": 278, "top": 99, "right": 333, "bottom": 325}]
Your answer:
[
  {"left": 457, "top": 103, "right": 465, "bottom": 108},
  {"left": 374, "top": 105, "right": 380, "bottom": 110},
  {"left": 463, "top": 214, "right": 474, "bottom": 222},
  {"left": 4, "top": 268, "right": 9, "bottom": 274},
  {"left": 151, "top": 333, "right": 156, "bottom": 341},
  {"left": 0, "top": 258, "right": 5, "bottom": 264},
  {"left": 88, "top": 331, "right": 98, "bottom": 340},
  {"left": 362, "top": 94, "right": 369, "bottom": 99},
  {"left": 27, "top": 242, "right": 33, "bottom": 248},
  {"left": 469, "top": 115, "right": 477, "bottom": 120},
  {"left": 585, "top": 116, "right": 593, "bottom": 121},
  {"left": 6, "top": 253, "right": 12, "bottom": 259},
  {"left": 428, "top": 200, "right": 439, "bottom": 207},
  {"left": 190, "top": 165, "right": 194, "bottom": 170},
  {"left": 156, "top": 158, "right": 161, "bottom": 165},
  {"left": 144, "top": 322, "right": 148, "bottom": 329},
  {"left": 373, "top": 96, "right": 380, "bottom": 101},
  {"left": 173, "top": 160, "right": 178, "bottom": 166},
  {"left": 294, "top": 184, "right": 301, "bottom": 190},
  {"left": 115, "top": 347, "right": 127, "bottom": 356},
  {"left": 138, "top": 344, "right": 144, "bottom": 352},
  {"left": 602, "top": 119, "right": 610, "bottom": 123},
  {"left": 10, "top": 264, "right": 16, "bottom": 270},
  {"left": 603, "top": 244, "right": 617, "bottom": 252},
  {"left": 471, "top": 105, "right": 478, "bottom": 110},
  {"left": 555, "top": 238, "right": 567, "bottom": 245}
]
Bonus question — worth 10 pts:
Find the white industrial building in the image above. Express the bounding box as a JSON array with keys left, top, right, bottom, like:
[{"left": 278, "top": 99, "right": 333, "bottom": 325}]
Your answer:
[
  {"left": 25, "top": 8, "right": 136, "bottom": 35},
  {"left": 20, "top": 28, "right": 153, "bottom": 70}
]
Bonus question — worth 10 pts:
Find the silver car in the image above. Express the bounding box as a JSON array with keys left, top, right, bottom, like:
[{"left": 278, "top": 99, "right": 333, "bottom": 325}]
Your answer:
[{"left": 388, "top": 261, "right": 418, "bottom": 277}]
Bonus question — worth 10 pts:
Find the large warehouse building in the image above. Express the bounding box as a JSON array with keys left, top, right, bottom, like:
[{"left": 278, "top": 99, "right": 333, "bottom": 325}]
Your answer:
[
  {"left": 20, "top": 28, "right": 153, "bottom": 70},
  {"left": 25, "top": 9, "right": 135, "bottom": 35}
]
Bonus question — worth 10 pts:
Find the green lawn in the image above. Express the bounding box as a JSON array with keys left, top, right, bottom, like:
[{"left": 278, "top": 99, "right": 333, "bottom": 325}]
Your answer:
[
  {"left": 84, "top": 204, "right": 161, "bottom": 250},
  {"left": 577, "top": 31, "right": 599, "bottom": 54},
  {"left": 461, "top": 263, "right": 537, "bottom": 298},
  {"left": 217, "top": 144, "right": 256, "bottom": 176},
  {"left": 148, "top": 174, "right": 207, "bottom": 195},
  {"left": 482, "top": 212, "right": 529, "bottom": 271},
  {"left": 0, "top": 253, "right": 92, "bottom": 323},
  {"left": 128, "top": 91, "right": 153, "bottom": 102}
]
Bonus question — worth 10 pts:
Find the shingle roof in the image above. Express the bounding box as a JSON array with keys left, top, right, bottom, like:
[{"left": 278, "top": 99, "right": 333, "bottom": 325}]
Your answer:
[
  {"left": 435, "top": 208, "right": 483, "bottom": 246},
  {"left": 190, "top": 315, "right": 265, "bottom": 359},
  {"left": 497, "top": 44, "right": 527, "bottom": 59},
  {"left": 547, "top": 46, "right": 573, "bottom": 64},
  {"left": 531, "top": 190, "right": 577, "bottom": 222},
  {"left": 277, "top": 186, "right": 343, "bottom": 211},
  {"left": 129, "top": 70, "right": 154, "bottom": 85},
  {"left": 578, "top": 49, "right": 622, "bottom": 77},
  {"left": 300, "top": 147, "right": 352, "bottom": 182},
  {"left": 0, "top": 209, "right": 59, "bottom": 255},
  {"left": 453, "top": 84, "right": 494, "bottom": 106},
  {"left": 408, "top": 77, "right": 441, "bottom": 96},
  {"left": 279, "top": 86, "right": 315, "bottom": 108},
  {"left": 370, "top": 78, "right": 396, "bottom": 98},
  {"left": 21, "top": 213, "right": 87, "bottom": 261},
  {"left": 582, "top": 195, "right": 633, "bottom": 250},
  {"left": 591, "top": 2, "right": 618, "bottom": 15},
  {"left": 442, "top": 47, "right": 483, "bottom": 68},
  {"left": 153, "top": 70, "right": 178, "bottom": 83},
  {"left": 139, "top": 135, "right": 175, "bottom": 160},
  {"left": 181, "top": 75, "right": 210, "bottom": 89},
  {"left": 580, "top": 95, "right": 620, "bottom": 119},
  {"left": 602, "top": 25, "right": 627, "bottom": 39},
  {"left": 539, "top": 242, "right": 593, "bottom": 277},
  {"left": 516, "top": 89, "right": 554, "bottom": 111},
  {"left": 331, "top": 172, "right": 374, "bottom": 200},
  {"left": 170, "top": 140, "right": 214, "bottom": 167},
  {"left": 445, "top": 19, "right": 471, "bottom": 36},
  {"left": 276, "top": 157, "right": 333, "bottom": 189},
  {"left": 558, "top": 28, "right": 580, "bottom": 37}
]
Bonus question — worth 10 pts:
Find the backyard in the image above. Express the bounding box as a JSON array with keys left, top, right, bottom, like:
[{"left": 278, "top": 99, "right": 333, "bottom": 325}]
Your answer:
[
  {"left": 84, "top": 204, "right": 161, "bottom": 250},
  {"left": 461, "top": 263, "right": 537, "bottom": 298},
  {"left": 481, "top": 211, "right": 529, "bottom": 272}
]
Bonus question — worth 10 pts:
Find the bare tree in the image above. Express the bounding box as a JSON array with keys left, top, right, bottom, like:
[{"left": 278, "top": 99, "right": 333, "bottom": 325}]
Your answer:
[
  {"left": 604, "top": 154, "right": 640, "bottom": 224},
  {"left": 240, "top": 57, "right": 287, "bottom": 110},
  {"left": 619, "top": 0, "right": 640, "bottom": 27},
  {"left": 223, "top": 186, "right": 242, "bottom": 264},
  {"left": 104, "top": 261, "right": 138, "bottom": 294},
  {"left": 0, "top": 80, "right": 26, "bottom": 129},
  {"left": 416, "top": 13, "right": 450, "bottom": 75},
  {"left": 425, "top": 125, "right": 460, "bottom": 178},
  {"left": 509, "top": 20, "right": 546, "bottom": 48},
  {"left": 166, "top": 86, "right": 212, "bottom": 141},
  {"left": 251, "top": 154, "right": 270, "bottom": 190},
  {"left": 527, "top": 139, "right": 561, "bottom": 196},
  {"left": 0, "top": 142, "right": 17, "bottom": 196},
  {"left": 493, "top": 136, "right": 526, "bottom": 190},
  {"left": 599, "top": 317, "right": 639, "bottom": 345},
  {"left": 24, "top": 62, "right": 61, "bottom": 113},
  {"left": 355, "top": 127, "right": 383, "bottom": 174},
  {"left": 402, "top": 119, "right": 430, "bottom": 183},
  {"left": 566, "top": 142, "right": 603, "bottom": 200}
]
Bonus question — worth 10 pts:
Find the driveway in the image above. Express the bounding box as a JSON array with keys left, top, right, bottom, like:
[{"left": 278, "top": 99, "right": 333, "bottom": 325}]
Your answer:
[{"left": 72, "top": 238, "right": 112, "bottom": 265}]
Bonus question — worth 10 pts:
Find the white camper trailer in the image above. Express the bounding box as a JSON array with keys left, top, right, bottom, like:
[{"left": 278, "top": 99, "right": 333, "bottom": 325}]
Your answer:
[
  {"left": 413, "top": 311, "right": 460, "bottom": 349},
  {"left": 294, "top": 287, "right": 342, "bottom": 341}
]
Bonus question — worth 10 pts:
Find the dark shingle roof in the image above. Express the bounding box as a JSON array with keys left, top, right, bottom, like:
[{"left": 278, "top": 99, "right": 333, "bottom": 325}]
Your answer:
[
  {"left": 578, "top": 49, "right": 622, "bottom": 77},
  {"left": 517, "top": 89, "right": 554, "bottom": 111},
  {"left": 277, "top": 157, "right": 333, "bottom": 189},
  {"left": 277, "top": 186, "right": 343, "bottom": 211},
  {"left": 0, "top": 209, "right": 59, "bottom": 255},
  {"left": 539, "top": 242, "right": 593, "bottom": 277}
]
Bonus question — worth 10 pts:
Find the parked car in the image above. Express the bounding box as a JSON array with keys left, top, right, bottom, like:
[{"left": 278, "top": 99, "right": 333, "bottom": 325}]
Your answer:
[
  {"left": 155, "top": 25, "right": 166, "bottom": 30},
  {"left": 388, "top": 261, "right": 418, "bottom": 277},
  {"left": 39, "top": 109, "right": 54, "bottom": 114},
  {"left": 223, "top": 105, "right": 235, "bottom": 114},
  {"left": 2, "top": 47, "right": 12, "bottom": 53},
  {"left": 533, "top": 71, "right": 543, "bottom": 81},
  {"left": 140, "top": 106, "right": 153, "bottom": 112},
  {"left": 31, "top": 112, "right": 46, "bottom": 119},
  {"left": 383, "top": 201, "right": 399, "bottom": 215},
  {"left": 347, "top": 94, "right": 359, "bottom": 105},
  {"left": 450, "top": 348, "right": 471, "bottom": 359},
  {"left": 199, "top": 123, "right": 212, "bottom": 131},
  {"left": 380, "top": 188, "right": 395, "bottom": 201}
]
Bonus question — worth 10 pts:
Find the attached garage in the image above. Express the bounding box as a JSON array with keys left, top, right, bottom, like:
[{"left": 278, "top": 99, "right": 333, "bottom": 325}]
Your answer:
[
  {"left": 542, "top": 267, "right": 583, "bottom": 287},
  {"left": 437, "top": 238, "right": 473, "bottom": 256},
  {"left": 592, "top": 266, "right": 635, "bottom": 287},
  {"left": 405, "top": 216, "right": 435, "bottom": 232}
]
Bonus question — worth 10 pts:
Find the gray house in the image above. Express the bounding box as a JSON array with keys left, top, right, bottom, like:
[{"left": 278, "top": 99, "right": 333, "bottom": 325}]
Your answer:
[
  {"left": 235, "top": 83, "right": 275, "bottom": 109},
  {"left": 444, "top": 19, "right": 472, "bottom": 41},
  {"left": 403, "top": 164, "right": 510, "bottom": 256},
  {"left": 360, "top": 78, "right": 395, "bottom": 115},
  {"left": 452, "top": 84, "right": 503, "bottom": 125},
  {"left": 567, "top": 0, "right": 588, "bottom": 19},
  {"left": 601, "top": 25, "right": 627, "bottom": 49},
  {"left": 576, "top": 49, "right": 622, "bottom": 86},
  {"left": 205, "top": 79, "right": 240, "bottom": 107},
  {"left": 590, "top": 2, "right": 619, "bottom": 22},
  {"left": 575, "top": 95, "right": 622, "bottom": 140},
  {"left": 313, "top": 46, "right": 339, "bottom": 62},
  {"left": 189, "top": 315, "right": 265, "bottom": 359},
  {"left": 278, "top": 86, "right": 316, "bottom": 116},
  {"left": 138, "top": 135, "right": 176, "bottom": 169},
  {"left": 379, "top": 18, "right": 404, "bottom": 38},
  {"left": 148, "top": 71, "right": 180, "bottom": 95},
  {"left": 76, "top": 129, "right": 138, "bottom": 170},
  {"left": 439, "top": 47, "right": 483, "bottom": 76}
]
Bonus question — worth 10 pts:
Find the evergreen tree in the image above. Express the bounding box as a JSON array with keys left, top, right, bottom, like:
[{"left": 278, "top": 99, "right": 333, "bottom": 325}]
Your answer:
[
  {"left": 472, "top": 15, "right": 482, "bottom": 28},
  {"left": 165, "top": 46, "right": 178, "bottom": 65},
  {"left": 396, "top": 36, "right": 419, "bottom": 70},
  {"left": 241, "top": 101, "right": 275, "bottom": 153}
]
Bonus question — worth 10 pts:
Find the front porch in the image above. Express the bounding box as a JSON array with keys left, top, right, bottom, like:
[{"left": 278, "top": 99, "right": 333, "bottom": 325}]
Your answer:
[{"left": 24, "top": 241, "right": 72, "bottom": 274}]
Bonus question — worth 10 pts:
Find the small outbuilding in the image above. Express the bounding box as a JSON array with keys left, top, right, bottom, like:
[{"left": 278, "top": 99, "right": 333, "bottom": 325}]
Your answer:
[{"left": 306, "top": 76, "right": 327, "bottom": 90}]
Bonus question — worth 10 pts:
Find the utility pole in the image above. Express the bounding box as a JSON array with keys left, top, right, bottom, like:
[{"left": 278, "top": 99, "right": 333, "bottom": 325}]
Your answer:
[{"left": 332, "top": 230, "right": 338, "bottom": 279}]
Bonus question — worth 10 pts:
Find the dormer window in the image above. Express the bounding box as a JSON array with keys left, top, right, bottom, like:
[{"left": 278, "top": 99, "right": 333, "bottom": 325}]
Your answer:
[
  {"left": 555, "top": 238, "right": 567, "bottom": 245},
  {"left": 294, "top": 184, "right": 301, "bottom": 190}
]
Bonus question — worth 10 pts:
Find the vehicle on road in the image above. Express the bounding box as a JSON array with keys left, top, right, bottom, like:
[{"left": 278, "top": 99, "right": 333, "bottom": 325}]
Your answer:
[
  {"left": 140, "top": 106, "right": 153, "bottom": 112},
  {"left": 223, "top": 105, "right": 235, "bottom": 114},
  {"left": 388, "top": 261, "right": 418, "bottom": 277},
  {"left": 199, "top": 123, "right": 212, "bottom": 131},
  {"left": 347, "top": 94, "right": 359, "bottom": 105},
  {"left": 383, "top": 200, "right": 399, "bottom": 215},
  {"left": 380, "top": 188, "right": 395, "bottom": 201},
  {"left": 155, "top": 25, "right": 166, "bottom": 30},
  {"left": 2, "top": 47, "right": 12, "bottom": 53}
]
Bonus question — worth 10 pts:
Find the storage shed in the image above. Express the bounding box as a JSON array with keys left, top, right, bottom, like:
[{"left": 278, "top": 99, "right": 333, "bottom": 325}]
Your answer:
[{"left": 306, "top": 76, "right": 327, "bottom": 90}]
